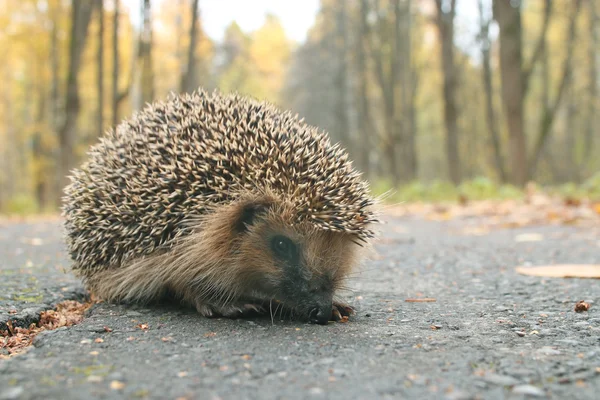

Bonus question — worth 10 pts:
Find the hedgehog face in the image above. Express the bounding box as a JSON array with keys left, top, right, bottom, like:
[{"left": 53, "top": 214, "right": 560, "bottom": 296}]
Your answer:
[{"left": 232, "top": 199, "right": 358, "bottom": 324}]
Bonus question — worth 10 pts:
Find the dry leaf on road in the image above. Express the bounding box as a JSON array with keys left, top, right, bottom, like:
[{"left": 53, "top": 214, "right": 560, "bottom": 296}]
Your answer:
[{"left": 516, "top": 265, "right": 600, "bottom": 279}]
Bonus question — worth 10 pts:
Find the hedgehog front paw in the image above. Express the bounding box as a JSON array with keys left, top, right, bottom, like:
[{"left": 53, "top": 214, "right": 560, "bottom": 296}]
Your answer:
[
  {"left": 331, "top": 302, "right": 355, "bottom": 321},
  {"left": 195, "top": 301, "right": 265, "bottom": 319}
]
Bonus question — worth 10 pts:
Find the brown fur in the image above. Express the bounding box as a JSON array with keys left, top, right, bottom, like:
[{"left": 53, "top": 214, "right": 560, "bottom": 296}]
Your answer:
[{"left": 81, "top": 192, "right": 367, "bottom": 318}]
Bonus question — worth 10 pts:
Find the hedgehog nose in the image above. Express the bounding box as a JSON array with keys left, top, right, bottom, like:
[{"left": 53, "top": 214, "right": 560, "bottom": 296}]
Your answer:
[{"left": 309, "top": 306, "right": 330, "bottom": 325}]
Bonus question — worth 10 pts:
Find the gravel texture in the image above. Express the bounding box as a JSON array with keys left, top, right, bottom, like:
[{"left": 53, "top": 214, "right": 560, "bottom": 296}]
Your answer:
[{"left": 0, "top": 215, "right": 598, "bottom": 400}]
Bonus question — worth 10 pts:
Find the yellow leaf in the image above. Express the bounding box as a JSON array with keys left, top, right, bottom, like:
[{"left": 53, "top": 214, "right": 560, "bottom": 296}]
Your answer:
[
  {"left": 110, "top": 381, "right": 125, "bottom": 390},
  {"left": 516, "top": 265, "right": 600, "bottom": 279}
]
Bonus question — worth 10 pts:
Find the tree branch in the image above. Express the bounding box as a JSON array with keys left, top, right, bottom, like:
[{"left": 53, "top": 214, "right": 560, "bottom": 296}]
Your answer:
[
  {"left": 529, "top": 0, "right": 582, "bottom": 177},
  {"left": 522, "top": 0, "right": 552, "bottom": 95}
]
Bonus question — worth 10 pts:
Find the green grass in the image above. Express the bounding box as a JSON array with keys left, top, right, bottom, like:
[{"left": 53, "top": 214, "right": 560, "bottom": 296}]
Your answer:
[
  {"left": 373, "top": 176, "right": 524, "bottom": 203},
  {"left": 1, "top": 194, "right": 38, "bottom": 215},
  {"left": 373, "top": 173, "right": 600, "bottom": 204}
]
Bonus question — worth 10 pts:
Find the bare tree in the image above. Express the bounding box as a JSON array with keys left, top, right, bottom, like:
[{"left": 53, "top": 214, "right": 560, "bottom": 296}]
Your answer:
[
  {"left": 58, "top": 0, "right": 95, "bottom": 192},
  {"left": 366, "top": 0, "right": 412, "bottom": 184},
  {"left": 356, "top": 0, "right": 373, "bottom": 177},
  {"left": 396, "top": 0, "right": 417, "bottom": 181},
  {"left": 477, "top": 0, "right": 505, "bottom": 182},
  {"left": 97, "top": 0, "right": 104, "bottom": 138},
  {"left": 583, "top": 0, "right": 598, "bottom": 165},
  {"left": 112, "top": 0, "right": 120, "bottom": 126},
  {"left": 334, "top": 0, "right": 351, "bottom": 155},
  {"left": 50, "top": 0, "right": 61, "bottom": 132},
  {"left": 32, "top": 67, "right": 48, "bottom": 209},
  {"left": 133, "top": 0, "right": 154, "bottom": 109},
  {"left": 493, "top": 0, "right": 552, "bottom": 185},
  {"left": 529, "top": 0, "right": 582, "bottom": 177},
  {"left": 434, "top": 0, "right": 461, "bottom": 184},
  {"left": 180, "top": 0, "right": 200, "bottom": 93},
  {"left": 366, "top": 0, "right": 398, "bottom": 182},
  {"left": 111, "top": 0, "right": 130, "bottom": 127}
]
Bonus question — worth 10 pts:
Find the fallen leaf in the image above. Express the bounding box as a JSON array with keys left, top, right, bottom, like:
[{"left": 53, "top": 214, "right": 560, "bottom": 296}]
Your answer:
[
  {"left": 177, "top": 371, "right": 188, "bottom": 378},
  {"left": 204, "top": 332, "right": 216, "bottom": 337},
  {"left": 405, "top": 298, "right": 437, "bottom": 303},
  {"left": 514, "top": 233, "right": 544, "bottom": 242},
  {"left": 574, "top": 301, "right": 591, "bottom": 312},
  {"left": 515, "top": 265, "right": 600, "bottom": 279},
  {"left": 103, "top": 326, "right": 112, "bottom": 333},
  {"left": 136, "top": 324, "right": 149, "bottom": 330},
  {"left": 110, "top": 380, "right": 126, "bottom": 390},
  {"left": 94, "top": 338, "right": 104, "bottom": 343}
]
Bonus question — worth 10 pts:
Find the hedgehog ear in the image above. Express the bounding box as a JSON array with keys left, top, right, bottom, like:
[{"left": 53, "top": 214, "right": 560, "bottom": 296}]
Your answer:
[{"left": 234, "top": 201, "right": 271, "bottom": 233}]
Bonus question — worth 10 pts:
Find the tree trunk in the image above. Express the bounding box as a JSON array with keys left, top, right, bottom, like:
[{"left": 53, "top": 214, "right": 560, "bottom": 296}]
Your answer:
[
  {"left": 334, "top": 0, "right": 351, "bottom": 156},
  {"left": 408, "top": 62, "right": 418, "bottom": 180},
  {"left": 140, "top": 0, "right": 154, "bottom": 105},
  {"left": 583, "top": 0, "right": 598, "bottom": 165},
  {"left": 50, "top": 0, "right": 60, "bottom": 132},
  {"left": 529, "top": 0, "right": 582, "bottom": 178},
  {"left": 58, "top": 0, "right": 94, "bottom": 194},
  {"left": 180, "top": 0, "right": 200, "bottom": 93},
  {"left": 33, "top": 72, "right": 48, "bottom": 210},
  {"left": 365, "top": 0, "right": 398, "bottom": 182},
  {"left": 404, "top": 0, "right": 417, "bottom": 181},
  {"left": 395, "top": 0, "right": 415, "bottom": 182},
  {"left": 356, "top": 0, "right": 372, "bottom": 178},
  {"left": 493, "top": 0, "right": 527, "bottom": 186},
  {"left": 97, "top": 0, "right": 104, "bottom": 139},
  {"left": 434, "top": 0, "right": 461, "bottom": 184},
  {"left": 112, "top": 0, "right": 120, "bottom": 127},
  {"left": 478, "top": 0, "right": 505, "bottom": 182},
  {"left": 564, "top": 76, "right": 578, "bottom": 182}
]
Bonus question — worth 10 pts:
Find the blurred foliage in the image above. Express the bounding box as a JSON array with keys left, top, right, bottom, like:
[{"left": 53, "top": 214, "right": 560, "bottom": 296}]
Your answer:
[
  {"left": 373, "top": 177, "right": 524, "bottom": 203},
  {"left": 0, "top": 0, "right": 598, "bottom": 215},
  {"left": 2, "top": 194, "right": 39, "bottom": 215}
]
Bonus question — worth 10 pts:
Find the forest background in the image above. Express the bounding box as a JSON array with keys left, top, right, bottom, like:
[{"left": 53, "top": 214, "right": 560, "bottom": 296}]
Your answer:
[{"left": 1, "top": 0, "right": 599, "bottom": 214}]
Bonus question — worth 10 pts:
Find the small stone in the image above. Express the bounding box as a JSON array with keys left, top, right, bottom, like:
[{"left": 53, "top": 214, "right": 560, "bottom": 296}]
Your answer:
[
  {"left": 444, "top": 390, "right": 472, "bottom": 400},
  {"left": 506, "top": 368, "right": 534, "bottom": 377},
  {"left": 555, "top": 339, "right": 580, "bottom": 346},
  {"left": 110, "top": 380, "right": 126, "bottom": 390},
  {"left": 87, "top": 376, "right": 104, "bottom": 383},
  {"left": 0, "top": 387, "right": 24, "bottom": 400},
  {"left": 308, "top": 387, "right": 324, "bottom": 395},
  {"left": 127, "top": 311, "right": 143, "bottom": 317},
  {"left": 516, "top": 331, "right": 526, "bottom": 337},
  {"left": 482, "top": 373, "right": 520, "bottom": 386},
  {"left": 512, "top": 384, "right": 546, "bottom": 397},
  {"left": 536, "top": 347, "right": 561, "bottom": 356}
]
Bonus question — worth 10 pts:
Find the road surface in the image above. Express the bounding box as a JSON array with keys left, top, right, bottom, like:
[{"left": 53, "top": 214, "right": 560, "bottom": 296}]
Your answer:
[{"left": 0, "top": 214, "right": 598, "bottom": 399}]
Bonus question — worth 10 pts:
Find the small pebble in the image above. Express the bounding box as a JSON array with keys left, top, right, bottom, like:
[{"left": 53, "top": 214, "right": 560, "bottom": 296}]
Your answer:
[{"left": 512, "top": 384, "right": 546, "bottom": 397}]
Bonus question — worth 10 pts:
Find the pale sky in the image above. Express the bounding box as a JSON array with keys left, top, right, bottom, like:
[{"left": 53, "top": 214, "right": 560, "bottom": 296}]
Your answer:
[
  {"left": 122, "top": 0, "right": 321, "bottom": 43},
  {"left": 122, "top": 0, "right": 483, "bottom": 50}
]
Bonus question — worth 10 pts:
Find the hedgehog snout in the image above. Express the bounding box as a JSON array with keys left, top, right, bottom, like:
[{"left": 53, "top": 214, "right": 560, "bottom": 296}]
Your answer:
[{"left": 308, "top": 303, "right": 333, "bottom": 325}]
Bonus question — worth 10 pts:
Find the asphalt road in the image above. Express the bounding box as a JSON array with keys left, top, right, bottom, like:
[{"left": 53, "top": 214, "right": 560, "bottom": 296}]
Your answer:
[{"left": 0, "top": 214, "right": 598, "bottom": 400}]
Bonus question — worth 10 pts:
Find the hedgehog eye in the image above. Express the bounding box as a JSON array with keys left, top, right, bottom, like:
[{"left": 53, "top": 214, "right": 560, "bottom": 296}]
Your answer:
[
  {"left": 271, "top": 235, "right": 296, "bottom": 260},
  {"left": 236, "top": 202, "right": 269, "bottom": 232}
]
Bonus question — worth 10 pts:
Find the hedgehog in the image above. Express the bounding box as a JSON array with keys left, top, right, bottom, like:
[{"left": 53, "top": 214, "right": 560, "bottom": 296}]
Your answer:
[{"left": 62, "top": 89, "right": 378, "bottom": 325}]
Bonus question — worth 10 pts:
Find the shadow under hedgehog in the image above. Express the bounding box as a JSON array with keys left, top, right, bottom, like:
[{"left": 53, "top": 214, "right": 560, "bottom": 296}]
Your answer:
[{"left": 62, "top": 89, "right": 379, "bottom": 325}]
